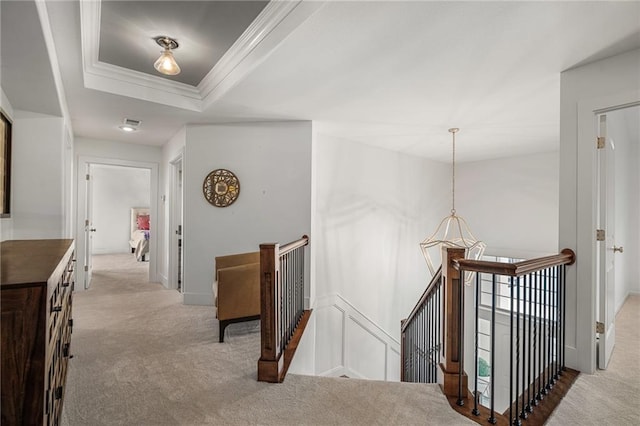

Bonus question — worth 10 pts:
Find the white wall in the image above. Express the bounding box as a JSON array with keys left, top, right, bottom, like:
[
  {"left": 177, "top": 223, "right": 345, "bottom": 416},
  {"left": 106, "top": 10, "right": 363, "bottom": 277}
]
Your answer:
[
  {"left": 457, "top": 151, "right": 560, "bottom": 258},
  {"left": 559, "top": 48, "right": 640, "bottom": 373},
  {"left": 91, "top": 164, "right": 150, "bottom": 254},
  {"left": 608, "top": 107, "right": 640, "bottom": 311},
  {"left": 10, "top": 112, "right": 66, "bottom": 239},
  {"left": 182, "top": 121, "right": 312, "bottom": 305},
  {"left": 312, "top": 133, "right": 450, "bottom": 379}
]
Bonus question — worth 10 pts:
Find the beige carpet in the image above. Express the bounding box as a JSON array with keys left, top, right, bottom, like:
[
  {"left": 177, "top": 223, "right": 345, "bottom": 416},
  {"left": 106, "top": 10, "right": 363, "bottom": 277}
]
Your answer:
[
  {"left": 547, "top": 294, "right": 640, "bottom": 425},
  {"left": 61, "top": 254, "right": 474, "bottom": 426}
]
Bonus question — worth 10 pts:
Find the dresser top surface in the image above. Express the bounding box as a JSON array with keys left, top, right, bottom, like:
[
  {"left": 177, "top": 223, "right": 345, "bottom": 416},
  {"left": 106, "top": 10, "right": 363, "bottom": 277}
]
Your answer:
[{"left": 1, "top": 239, "right": 74, "bottom": 288}]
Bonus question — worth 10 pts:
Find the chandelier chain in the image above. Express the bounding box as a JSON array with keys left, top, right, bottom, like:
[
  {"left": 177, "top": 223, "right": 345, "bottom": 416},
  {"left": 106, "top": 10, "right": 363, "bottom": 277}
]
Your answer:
[{"left": 450, "top": 128, "right": 457, "bottom": 215}]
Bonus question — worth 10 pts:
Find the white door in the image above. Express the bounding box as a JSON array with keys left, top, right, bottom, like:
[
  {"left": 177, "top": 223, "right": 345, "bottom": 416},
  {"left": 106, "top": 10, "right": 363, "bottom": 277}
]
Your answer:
[
  {"left": 84, "top": 164, "right": 96, "bottom": 289},
  {"left": 169, "top": 156, "right": 184, "bottom": 292},
  {"left": 597, "top": 114, "right": 616, "bottom": 369}
]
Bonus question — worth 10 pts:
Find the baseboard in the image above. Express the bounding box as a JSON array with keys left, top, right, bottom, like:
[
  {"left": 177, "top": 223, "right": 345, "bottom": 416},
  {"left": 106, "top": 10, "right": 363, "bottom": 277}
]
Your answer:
[
  {"left": 617, "top": 291, "right": 640, "bottom": 315},
  {"left": 91, "top": 249, "right": 131, "bottom": 255},
  {"left": 319, "top": 366, "right": 347, "bottom": 377},
  {"left": 158, "top": 273, "right": 168, "bottom": 288},
  {"left": 315, "top": 293, "right": 401, "bottom": 381},
  {"left": 182, "top": 292, "right": 214, "bottom": 306}
]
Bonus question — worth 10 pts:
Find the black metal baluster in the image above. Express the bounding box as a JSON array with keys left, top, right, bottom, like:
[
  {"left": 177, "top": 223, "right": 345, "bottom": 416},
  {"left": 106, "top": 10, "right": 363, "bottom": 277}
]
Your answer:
[
  {"left": 514, "top": 276, "right": 522, "bottom": 426},
  {"left": 561, "top": 265, "right": 566, "bottom": 373},
  {"left": 292, "top": 249, "right": 297, "bottom": 327},
  {"left": 488, "top": 273, "right": 496, "bottom": 424},
  {"left": 420, "top": 305, "right": 424, "bottom": 382},
  {"left": 547, "top": 266, "right": 553, "bottom": 387},
  {"left": 409, "top": 321, "right": 414, "bottom": 382},
  {"left": 287, "top": 253, "right": 291, "bottom": 342},
  {"left": 472, "top": 270, "right": 479, "bottom": 415},
  {"left": 552, "top": 266, "right": 558, "bottom": 383},
  {"left": 532, "top": 271, "right": 539, "bottom": 407},
  {"left": 282, "top": 253, "right": 286, "bottom": 346},
  {"left": 432, "top": 293, "right": 437, "bottom": 382},
  {"left": 547, "top": 267, "right": 553, "bottom": 391},
  {"left": 509, "top": 275, "right": 515, "bottom": 425},
  {"left": 520, "top": 275, "right": 528, "bottom": 420},
  {"left": 429, "top": 292, "right": 433, "bottom": 382},
  {"left": 457, "top": 270, "right": 464, "bottom": 406},
  {"left": 542, "top": 268, "right": 549, "bottom": 395},
  {"left": 537, "top": 269, "right": 544, "bottom": 400},
  {"left": 555, "top": 265, "right": 561, "bottom": 380},
  {"left": 416, "top": 308, "right": 420, "bottom": 382},
  {"left": 436, "top": 279, "right": 441, "bottom": 381},
  {"left": 527, "top": 273, "right": 533, "bottom": 413}
]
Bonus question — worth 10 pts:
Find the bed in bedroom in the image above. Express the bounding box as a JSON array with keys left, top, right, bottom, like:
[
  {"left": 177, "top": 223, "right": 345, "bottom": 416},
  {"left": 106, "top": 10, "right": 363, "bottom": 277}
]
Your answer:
[{"left": 129, "top": 207, "right": 150, "bottom": 261}]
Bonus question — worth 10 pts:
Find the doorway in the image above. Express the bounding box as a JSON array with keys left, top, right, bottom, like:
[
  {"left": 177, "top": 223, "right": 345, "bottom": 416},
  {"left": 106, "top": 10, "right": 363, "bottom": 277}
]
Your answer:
[
  {"left": 596, "top": 105, "right": 640, "bottom": 369},
  {"left": 76, "top": 156, "right": 159, "bottom": 290},
  {"left": 169, "top": 154, "right": 184, "bottom": 293}
]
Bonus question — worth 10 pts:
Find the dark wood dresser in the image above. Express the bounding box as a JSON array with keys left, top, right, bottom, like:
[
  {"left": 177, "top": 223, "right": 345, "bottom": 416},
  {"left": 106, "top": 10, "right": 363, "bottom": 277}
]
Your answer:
[{"left": 1, "top": 239, "right": 75, "bottom": 426}]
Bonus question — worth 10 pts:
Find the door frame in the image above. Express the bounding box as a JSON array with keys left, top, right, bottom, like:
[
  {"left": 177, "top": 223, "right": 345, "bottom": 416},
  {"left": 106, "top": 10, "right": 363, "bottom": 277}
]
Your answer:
[
  {"left": 168, "top": 151, "right": 184, "bottom": 292},
  {"left": 76, "top": 156, "right": 159, "bottom": 290},
  {"left": 574, "top": 93, "right": 640, "bottom": 373}
]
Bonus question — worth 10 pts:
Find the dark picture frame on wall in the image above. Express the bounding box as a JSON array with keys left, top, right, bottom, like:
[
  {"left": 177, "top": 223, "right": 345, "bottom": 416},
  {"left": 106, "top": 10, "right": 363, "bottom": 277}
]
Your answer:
[{"left": 1, "top": 109, "right": 12, "bottom": 218}]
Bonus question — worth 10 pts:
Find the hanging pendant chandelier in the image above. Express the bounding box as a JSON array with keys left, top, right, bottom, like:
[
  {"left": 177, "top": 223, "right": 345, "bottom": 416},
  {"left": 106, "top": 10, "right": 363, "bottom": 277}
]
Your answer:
[{"left": 420, "top": 128, "right": 486, "bottom": 282}]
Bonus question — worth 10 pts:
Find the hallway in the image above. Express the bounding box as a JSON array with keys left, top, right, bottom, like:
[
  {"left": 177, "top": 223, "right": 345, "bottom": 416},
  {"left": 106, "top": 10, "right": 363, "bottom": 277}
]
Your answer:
[
  {"left": 62, "top": 254, "right": 471, "bottom": 425},
  {"left": 62, "top": 254, "right": 639, "bottom": 425}
]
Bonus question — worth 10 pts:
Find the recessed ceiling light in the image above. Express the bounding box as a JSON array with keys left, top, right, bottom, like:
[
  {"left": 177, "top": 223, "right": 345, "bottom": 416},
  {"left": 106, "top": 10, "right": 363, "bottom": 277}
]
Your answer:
[{"left": 119, "top": 118, "right": 141, "bottom": 132}]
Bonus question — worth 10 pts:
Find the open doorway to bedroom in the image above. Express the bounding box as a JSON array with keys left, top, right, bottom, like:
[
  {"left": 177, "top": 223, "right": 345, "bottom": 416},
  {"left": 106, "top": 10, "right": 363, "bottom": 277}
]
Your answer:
[
  {"left": 88, "top": 164, "right": 151, "bottom": 283},
  {"left": 76, "top": 156, "right": 159, "bottom": 290}
]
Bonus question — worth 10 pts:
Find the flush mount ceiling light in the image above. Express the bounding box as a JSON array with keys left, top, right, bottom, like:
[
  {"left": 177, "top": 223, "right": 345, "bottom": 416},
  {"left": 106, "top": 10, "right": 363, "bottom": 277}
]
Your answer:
[
  {"left": 419, "top": 128, "right": 486, "bottom": 283},
  {"left": 153, "top": 36, "right": 181, "bottom": 76},
  {"left": 119, "top": 118, "right": 141, "bottom": 132}
]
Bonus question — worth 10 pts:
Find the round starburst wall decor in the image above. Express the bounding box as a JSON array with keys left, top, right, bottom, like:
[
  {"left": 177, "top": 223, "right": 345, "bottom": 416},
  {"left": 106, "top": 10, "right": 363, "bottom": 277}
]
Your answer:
[{"left": 203, "top": 169, "right": 240, "bottom": 207}]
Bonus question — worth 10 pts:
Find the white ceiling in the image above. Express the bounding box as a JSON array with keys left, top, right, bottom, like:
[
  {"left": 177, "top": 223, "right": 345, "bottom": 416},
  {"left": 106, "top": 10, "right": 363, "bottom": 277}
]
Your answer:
[{"left": 2, "top": 1, "right": 640, "bottom": 162}]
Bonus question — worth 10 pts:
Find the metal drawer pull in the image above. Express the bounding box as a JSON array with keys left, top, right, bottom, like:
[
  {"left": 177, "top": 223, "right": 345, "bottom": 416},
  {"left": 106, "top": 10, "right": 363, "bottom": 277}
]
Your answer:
[{"left": 52, "top": 306, "right": 62, "bottom": 312}]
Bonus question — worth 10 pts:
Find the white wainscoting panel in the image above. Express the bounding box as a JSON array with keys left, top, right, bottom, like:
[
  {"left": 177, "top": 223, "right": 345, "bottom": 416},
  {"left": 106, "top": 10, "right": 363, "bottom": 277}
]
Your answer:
[{"left": 316, "top": 293, "right": 400, "bottom": 381}]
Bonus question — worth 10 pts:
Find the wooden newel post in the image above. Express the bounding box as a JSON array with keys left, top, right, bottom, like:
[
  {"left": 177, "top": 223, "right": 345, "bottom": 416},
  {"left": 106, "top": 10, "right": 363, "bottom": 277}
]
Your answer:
[
  {"left": 439, "top": 247, "right": 468, "bottom": 397},
  {"left": 257, "top": 243, "right": 283, "bottom": 383}
]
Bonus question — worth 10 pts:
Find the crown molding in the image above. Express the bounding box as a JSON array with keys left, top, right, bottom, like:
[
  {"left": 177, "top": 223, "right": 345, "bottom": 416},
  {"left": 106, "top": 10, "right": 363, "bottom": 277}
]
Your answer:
[
  {"left": 79, "top": 0, "right": 203, "bottom": 111},
  {"left": 35, "top": 0, "right": 71, "bottom": 128},
  {"left": 79, "top": 0, "right": 325, "bottom": 112},
  {"left": 198, "top": 0, "right": 326, "bottom": 107}
]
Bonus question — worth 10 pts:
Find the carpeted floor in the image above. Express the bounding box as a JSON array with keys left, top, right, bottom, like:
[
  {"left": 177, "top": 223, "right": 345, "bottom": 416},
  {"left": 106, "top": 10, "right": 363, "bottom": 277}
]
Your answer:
[
  {"left": 547, "top": 294, "right": 640, "bottom": 425},
  {"left": 61, "top": 254, "right": 474, "bottom": 426}
]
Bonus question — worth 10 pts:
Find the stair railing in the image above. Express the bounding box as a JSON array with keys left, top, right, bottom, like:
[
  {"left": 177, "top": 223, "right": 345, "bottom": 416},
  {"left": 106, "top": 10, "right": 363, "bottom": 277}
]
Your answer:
[
  {"left": 402, "top": 247, "right": 578, "bottom": 426},
  {"left": 257, "top": 235, "right": 311, "bottom": 383},
  {"left": 401, "top": 266, "right": 443, "bottom": 383},
  {"left": 453, "top": 248, "right": 576, "bottom": 425}
]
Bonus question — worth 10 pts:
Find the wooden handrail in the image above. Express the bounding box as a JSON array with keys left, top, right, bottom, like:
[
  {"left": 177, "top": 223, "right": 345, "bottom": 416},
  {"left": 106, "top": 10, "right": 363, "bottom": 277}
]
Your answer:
[
  {"left": 401, "top": 266, "right": 442, "bottom": 333},
  {"left": 257, "top": 235, "right": 311, "bottom": 383},
  {"left": 453, "top": 248, "right": 575, "bottom": 276},
  {"left": 279, "top": 235, "right": 309, "bottom": 256}
]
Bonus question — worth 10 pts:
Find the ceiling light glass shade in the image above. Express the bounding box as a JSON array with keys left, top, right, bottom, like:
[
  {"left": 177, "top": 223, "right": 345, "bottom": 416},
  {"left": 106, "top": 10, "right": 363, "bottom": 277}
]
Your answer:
[
  {"left": 119, "top": 125, "right": 136, "bottom": 132},
  {"left": 154, "top": 49, "right": 181, "bottom": 75},
  {"left": 420, "top": 128, "right": 486, "bottom": 284}
]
